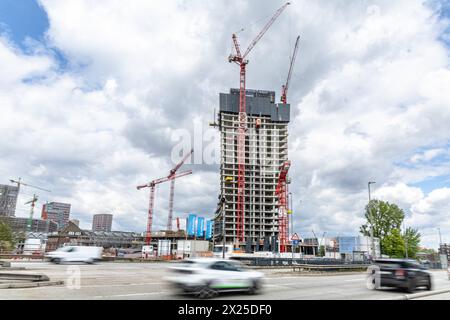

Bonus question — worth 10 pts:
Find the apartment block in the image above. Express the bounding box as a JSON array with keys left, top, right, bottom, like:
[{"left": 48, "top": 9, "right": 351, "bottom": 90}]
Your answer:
[
  {"left": 0, "top": 184, "right": 19, "bottom": 217},
  {"left": 92, "top": 214, "right": 113, "bottom": 232},
  {"left": 41, "top": 202, "right": 71, "bottom": 230}
]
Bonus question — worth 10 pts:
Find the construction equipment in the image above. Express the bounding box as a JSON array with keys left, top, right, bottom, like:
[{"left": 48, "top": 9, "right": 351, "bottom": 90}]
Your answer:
[
  {"left": 281, "top": 35, "right": 300, "bottom": 104},
  {"left": 137, "top": 151, "right": 193, "bottom": 245},
  {"left": 228, "top": 2, "right": 290, "bottom": 243},
  {"left": 10, "top": 178, "right": 51, "bottom": 233},
  {"left": 24, "top": 195, "right": 38, "bottom": 233},
  {"left": 276, "top": 161, "right": 291, "bottom": 253},
  {"left": 167, "top": 149, "right": 193, "bottom": 231},
  {"left": 10, "top": 178, "right": 51, "bottom": 193}
]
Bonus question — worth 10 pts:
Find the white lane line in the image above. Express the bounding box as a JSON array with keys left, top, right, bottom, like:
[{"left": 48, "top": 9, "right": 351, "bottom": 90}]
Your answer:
[
  {"left": 93, "top": 292, "right": 167, "bottom": 298},
  {"left": 5, "top": 282, "right": 168, "bottom": 290},
  {"left": 345, "top": 278, "right": 366, "bottom": 282}
]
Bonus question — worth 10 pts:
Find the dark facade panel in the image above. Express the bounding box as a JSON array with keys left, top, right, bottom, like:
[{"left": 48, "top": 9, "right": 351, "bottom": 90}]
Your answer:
[{"left": 219, "top": 89, "right": 290, "bottom": 123}]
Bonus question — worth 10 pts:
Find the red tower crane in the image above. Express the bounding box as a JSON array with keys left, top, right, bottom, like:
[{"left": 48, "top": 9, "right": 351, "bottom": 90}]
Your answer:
[
  {"left": 281, "top": 35, "right": 300, "bottom": 104},
  {"left": 228, "top": 2, "right": 290, "bottom": 243},
  {"left": 167, "top": 149, "right": 193, "bottom": 231},
  {"left": 276, "top": 161, "right": 291, "bottom": 253},
  {"left": 137, "top": 170, "right": 192, "bottom": 245}
]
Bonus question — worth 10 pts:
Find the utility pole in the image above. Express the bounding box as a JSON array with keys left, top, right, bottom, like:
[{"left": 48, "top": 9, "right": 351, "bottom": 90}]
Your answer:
[
  {"left": 404, "top": 222, "right": 408, "bottom": 259},
  {"left": 368, "top": 181, "right": 376, "bottom": 259},
  {"left": 438, "top": 228, "right": 443, "bottom": 251}
]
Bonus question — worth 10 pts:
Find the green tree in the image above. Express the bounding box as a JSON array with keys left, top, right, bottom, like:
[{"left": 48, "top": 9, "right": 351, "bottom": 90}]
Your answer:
[
  {"left": 403, "top": 227, "right": 421, "bottom": 259},
  {"left": 318, "top": 245, "right": 325, "bottom": 257},
  {"left": 360, "top": 199, "right": 405, "bottom": 255},
  {"left": 0, "top": 222, "right": 15, "bottom": 252},
  {"left": 381, "top": 228, "right": 405, "bottom": 258}
]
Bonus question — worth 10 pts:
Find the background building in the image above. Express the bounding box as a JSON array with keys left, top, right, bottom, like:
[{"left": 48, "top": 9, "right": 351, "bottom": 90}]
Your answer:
[
  {"left": 0, "top": 184, "right": 19, "bottom": 217},
  {"left": 70, "top": 219, "right": 80, "bottom": 227},
  {"left": 92, "top": 214, "right": 113, "bottom": 232},
  {"left": 0, "top": 216, "right": 58, "bottom": 233},
  {"left": 214, "top": 89, "right": 290, "bottom": 249},
  {"left": 41, "top": 202, "right": 71, "bottom": 230}
]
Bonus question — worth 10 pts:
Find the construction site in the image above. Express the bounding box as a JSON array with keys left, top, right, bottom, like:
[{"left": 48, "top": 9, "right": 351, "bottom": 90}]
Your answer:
[{"left": 135, "top": 2, "right": 297, "bottom": 255}]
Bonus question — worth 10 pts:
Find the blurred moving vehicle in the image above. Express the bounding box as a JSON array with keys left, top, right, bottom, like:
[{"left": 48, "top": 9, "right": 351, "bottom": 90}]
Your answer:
[
  {"left": 46, "top": 246, "right": 103, "bottom": 264},
  {"left": 23, "top": 238, "right": 46, "bottom": 256},
  {"left": 367, "top": 259, "right": 432, "bottom": 293},
  {"left": 117, "top": 248, "right": 142, "bottom": 259},
  {"left": 448, "top": 267, "right": 450, "bottom": 280},
  {"left": 165, "top": 258, "right": 264, "bottom": 298}
]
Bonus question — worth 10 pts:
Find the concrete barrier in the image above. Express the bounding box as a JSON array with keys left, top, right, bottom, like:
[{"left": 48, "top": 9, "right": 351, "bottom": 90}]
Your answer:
[
  {"left": 0, "top": 273, "right": 50, "bottom": 282},
  {"left": 0, "top": 280, "right": 64, "bottom": 289}
]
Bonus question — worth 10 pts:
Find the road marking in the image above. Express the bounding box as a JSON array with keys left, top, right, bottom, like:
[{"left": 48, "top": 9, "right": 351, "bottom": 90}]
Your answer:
[
  {"left": 345, "top": 278, "right": 365, "bottom": 282},
  {"left": 4, "top": 282, "right": 168, "bottom": 290},
  {"left": 93, "top": 292, "right": 167, "bottom": 298}
]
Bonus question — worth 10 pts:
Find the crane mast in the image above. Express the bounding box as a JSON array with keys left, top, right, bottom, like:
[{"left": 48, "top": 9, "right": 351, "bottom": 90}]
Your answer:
[
  {"left": 228, "top": 2, "right": 290, "bottom": 244},
  {"left": 167, "top": 149, "right": 193, "bottom": 231},
  {"left": 276, "top": 161, "right": 291, "bottom": 253}
]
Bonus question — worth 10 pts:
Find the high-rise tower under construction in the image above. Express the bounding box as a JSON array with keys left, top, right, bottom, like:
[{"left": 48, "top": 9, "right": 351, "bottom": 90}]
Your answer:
[{"left": 214, "top": 88, "right": 290, "bottom": 250}]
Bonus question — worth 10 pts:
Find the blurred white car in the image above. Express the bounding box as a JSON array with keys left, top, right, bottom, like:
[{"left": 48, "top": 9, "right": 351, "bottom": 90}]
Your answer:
[
  {"left": 46, "top": 246, "right": 103, "bottom": 264},
  {"left": 165, "top": 258, "right": 264, "bottom": 298}
]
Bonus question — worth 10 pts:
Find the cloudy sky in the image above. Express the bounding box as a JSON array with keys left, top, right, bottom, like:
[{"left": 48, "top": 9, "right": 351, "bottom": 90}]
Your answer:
[{"left": 0, "top": 0, "right": 449, "bottom": 248}]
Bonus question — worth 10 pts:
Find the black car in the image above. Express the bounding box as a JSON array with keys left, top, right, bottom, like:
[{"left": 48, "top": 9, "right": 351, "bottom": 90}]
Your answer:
[{"left": 367, "top": 259, "right": 432, "bottom": 293}]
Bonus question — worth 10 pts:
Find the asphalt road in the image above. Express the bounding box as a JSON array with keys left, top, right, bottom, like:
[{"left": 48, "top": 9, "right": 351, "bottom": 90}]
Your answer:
[{"left": 1, "top": 261, "right": 449, "bottom": 300}]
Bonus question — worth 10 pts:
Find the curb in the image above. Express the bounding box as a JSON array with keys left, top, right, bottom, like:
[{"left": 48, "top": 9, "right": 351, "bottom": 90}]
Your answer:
[
  {"left": 0, "top": 280, "right": 65, "bottom": 289},
  {"left": 386, "top": 288, "right": 450, "bottom": 300}
]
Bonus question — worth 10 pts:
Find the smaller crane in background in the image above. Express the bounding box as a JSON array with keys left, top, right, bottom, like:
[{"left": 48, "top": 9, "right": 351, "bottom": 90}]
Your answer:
[
  {"left": 167, "top": 149, "right": 193, "bottom": 231},
  {"left": 24, "top": 195, "right": 39, "bottom": 232},
  {"left": 137, "top": 166, "right": 192, "bottom": 245},
  {"left": 10, "top": 178, "right": 51, "bottom": 233},
  {"left": 281, "top": 35, "right": 300, "bottom": 104},
  {"left": 10, "top": 178, "right": 51, "bottom": 193}
]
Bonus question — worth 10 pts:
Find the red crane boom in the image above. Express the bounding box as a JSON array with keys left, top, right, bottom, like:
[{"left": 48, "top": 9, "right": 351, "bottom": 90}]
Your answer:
[
  {"left": 281, "top": 35, "right": 300, "bottom": 104},
  {"left": 137, "top": 170, "right": 192, "bottom": 244},
  {"left": 276, "top": 161, "right": 291, "bottom": 253},
  {"left": 228, "top": 2, "right": 290, "bottom": 243}
]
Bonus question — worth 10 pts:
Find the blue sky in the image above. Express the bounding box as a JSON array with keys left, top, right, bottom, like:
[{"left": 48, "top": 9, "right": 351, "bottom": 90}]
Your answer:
[{"left": 0, "top": 0, "right": 48, "bottom": 47}]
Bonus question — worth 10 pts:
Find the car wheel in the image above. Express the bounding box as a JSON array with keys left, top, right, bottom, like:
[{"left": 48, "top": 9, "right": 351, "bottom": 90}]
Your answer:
[
  {"left": 405, "top": 278, "right": 416, "bottom": 293},
  {"left": 197, "top": 283, "right": 218, "bottom": 299},
  {"left": 53, "top": 258, "right": 61, "bottom": 264},
  {"left": 248, "top": 279, "right": 261, "bottom": 295},
  {"left": 425, "top": 277, "right": 432, "bottom": 291},
  {"left": 366, "top": 275, "right": 376, "bottom": 290}
]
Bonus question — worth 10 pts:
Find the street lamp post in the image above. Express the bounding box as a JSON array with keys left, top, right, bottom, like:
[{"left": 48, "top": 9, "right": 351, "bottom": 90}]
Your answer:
[
  {"left": 289, "top": 192, "right": 293, "bottom": 260},
  {"left": 368, "top": 181, "right": 376, "bottom": 259},
  {"left": 221, "top": 197, "right": 226, "bottom": 259}
]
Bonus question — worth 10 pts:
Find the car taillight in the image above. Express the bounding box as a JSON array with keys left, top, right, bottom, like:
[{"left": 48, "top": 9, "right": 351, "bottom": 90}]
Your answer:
[{"left": 395, "top": 269, "right": 405, "bottom": 277}]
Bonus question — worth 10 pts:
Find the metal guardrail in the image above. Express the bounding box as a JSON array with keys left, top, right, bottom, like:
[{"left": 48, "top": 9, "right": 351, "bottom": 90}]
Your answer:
[{"left": 231, "top": 256, "right": 371, "bottom": 267}]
